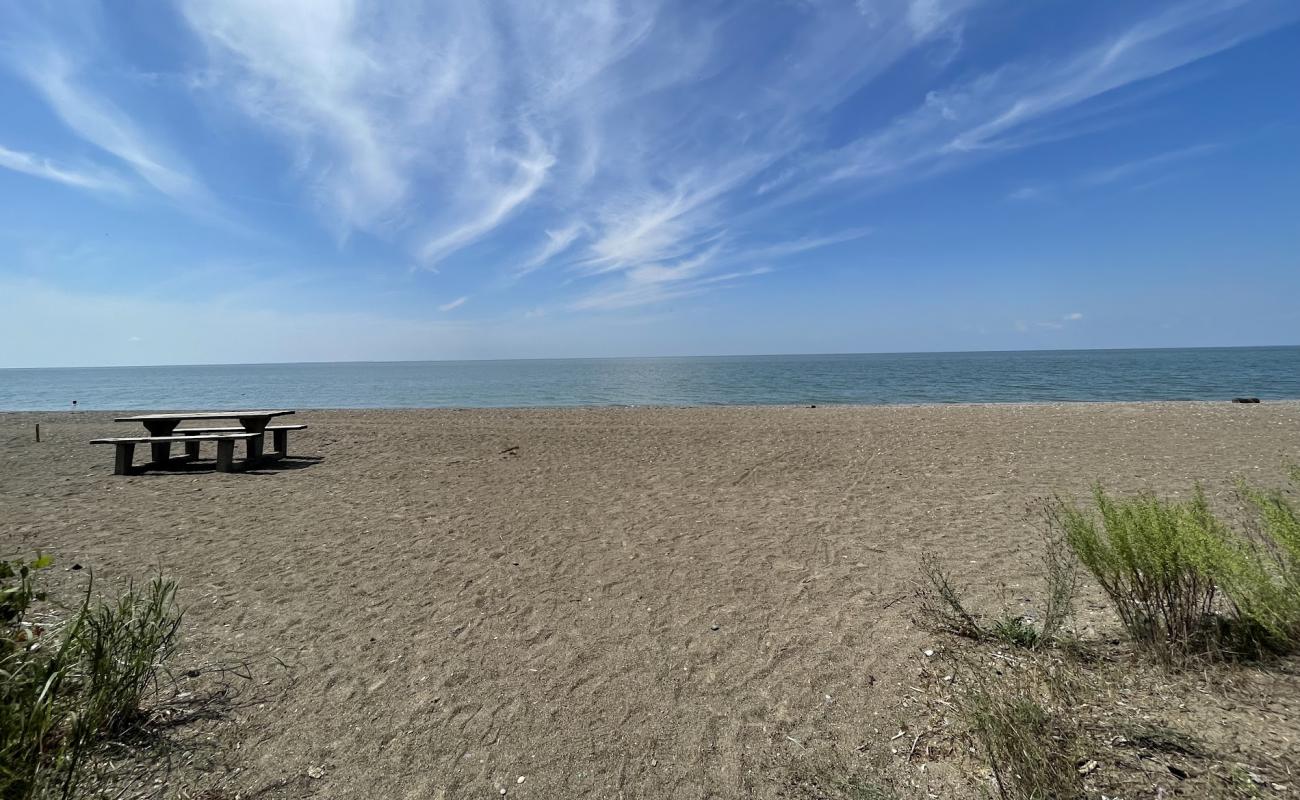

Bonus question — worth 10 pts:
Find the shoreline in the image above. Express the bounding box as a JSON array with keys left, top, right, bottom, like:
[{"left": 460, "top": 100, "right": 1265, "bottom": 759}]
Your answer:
[{"left": 4, "top": 397, "right": 1300, "bottom": 414}]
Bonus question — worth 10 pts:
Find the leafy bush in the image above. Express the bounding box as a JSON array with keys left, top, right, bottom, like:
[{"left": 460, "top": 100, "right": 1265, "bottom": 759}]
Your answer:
[
  {"left": 0, "top": 561, "right": 182, "bottom": 799},
  {"left": 1229, "top": 478, "right": 1300, "bottom": 649},
  {"left": 1051, "top": 486, "right": 1224, "bottom": 660},
  {"left": 1052, "top": 478, "right": 1300, "bottom": 661}
]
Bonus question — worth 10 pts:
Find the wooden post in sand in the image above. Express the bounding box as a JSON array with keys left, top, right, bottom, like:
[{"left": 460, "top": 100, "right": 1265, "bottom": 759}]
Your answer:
[{"left": 35, "top": 424, "right": 40, "bottom": 442}]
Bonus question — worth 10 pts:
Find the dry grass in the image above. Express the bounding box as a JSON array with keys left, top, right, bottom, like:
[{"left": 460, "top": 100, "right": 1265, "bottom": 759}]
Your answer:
[
  {"left": 953, "top": 656, "right": 1082, "bottom": 800},
  {"left": 917, "top": 529, "right": 1077, "bottom": 651}
]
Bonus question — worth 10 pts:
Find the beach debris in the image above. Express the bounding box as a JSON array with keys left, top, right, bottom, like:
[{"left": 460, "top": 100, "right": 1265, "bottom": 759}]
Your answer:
[
  {"left": 906, "top": 730, "right": 926, "bottom": 761},
  {"left": 923, "top": 649, "right": 935, "bottom": 657},
  {"left": 1232, "top": 397, "right": 1261, "bottom": 403},
  {"left": 1078, "top": 760, "right": 1098, "bottom": 775},
  {"left": 500, "top": 445, "right": 520, "bottom": 455},
  {"left": 710, "top": 623, "right": 720, "bottom": 631},
  {"left": 306, "top": 765, "right": 325, "bottom": 779}
]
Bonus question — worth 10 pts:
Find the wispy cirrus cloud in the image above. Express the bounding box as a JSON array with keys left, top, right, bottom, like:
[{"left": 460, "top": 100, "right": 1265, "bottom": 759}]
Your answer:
[
  {"left": 817, "top": 0, "right": 1296, "bottom": 189},
  {"left": 1082, "top": 142, "right": 1222, "bottom": 186},
  {"left": 1, "top": 7, "right": 213, "bottom": 209},
  {"left": 2, "top": 0, "right": 1294, "bottom": 318},
  {"left": 178, "top": 0, "right": 974, "bottom": 303},
  {"left": 0, "top": 144, "right": 125, "bottom": 192},
  {"left": 513, "top": 224, "right": 585, "bottom": 279},
  {"left": 1007, "top": 141, "right": 1222, "bottom": 200}
]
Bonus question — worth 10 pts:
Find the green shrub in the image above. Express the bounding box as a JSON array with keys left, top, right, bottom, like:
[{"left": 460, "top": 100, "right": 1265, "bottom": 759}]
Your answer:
[
  {"left": 1229, "top": 478, "right": 1300, "bottom": 648},
  {"left": 1051, "top": 486, "right": 1224, "bottom": 660},
  {"left": 1052, "top": 479, "right": 1300, "bottom": 661}
]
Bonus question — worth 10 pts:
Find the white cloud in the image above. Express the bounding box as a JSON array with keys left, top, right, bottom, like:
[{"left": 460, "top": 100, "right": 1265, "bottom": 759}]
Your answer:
[
  {"left": 8, "top": 47, "right": 208, "bottom": 205},
  {"left": 0, "top": 144, "right": 125, "bottom": 192},
  {"left": 735, "top": 228, "right": 873, "bottom": 261},
  {"left": 6, "top": 0, "right": 1290, "bottom": 319},
  {"left": 512, "top": 224, "right": 585, "bottom": 278},
  {"left": 819, "top": 0, "right": 1296, "bottom": 189},
  {"left": 438, "top": 296, "right": 468, "bottom": 312},
  {"left": 1017, "top": 311, "right": 1085, "bottom": 332},
  {"left": 1006, "top": 185, "right": 1045, "bottom": 202},
  {"left": 418, "top": 136, "right": 556, "bottom": 264},
  {"left": 178, "top": 0, "right": 980, "bottom": 299},
  {"left": 1082, "top": 143, "right": 1221, "bottom": 186}
]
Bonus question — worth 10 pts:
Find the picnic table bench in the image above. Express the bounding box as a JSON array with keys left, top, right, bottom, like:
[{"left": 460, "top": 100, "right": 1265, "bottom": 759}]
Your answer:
[
  {"left": 173, "top": 424, "right": 308, "bottom": 458},
  {"left": 91, "top": 432, "right": 260, "bottom": 475},
  {"left": 93, "top": 410, "right": 305, "bottom": 475}
]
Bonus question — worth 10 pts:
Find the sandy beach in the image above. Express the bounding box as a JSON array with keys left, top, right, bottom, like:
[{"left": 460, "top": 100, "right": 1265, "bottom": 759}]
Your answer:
[{"left": 3, "top": 403, "right": 1299, "bottom": 798}]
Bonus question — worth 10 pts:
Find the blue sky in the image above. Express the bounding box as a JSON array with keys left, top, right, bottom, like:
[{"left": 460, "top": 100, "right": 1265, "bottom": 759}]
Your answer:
[{"left": 1, "top": 0, "right": 1298, "bottom": 367}]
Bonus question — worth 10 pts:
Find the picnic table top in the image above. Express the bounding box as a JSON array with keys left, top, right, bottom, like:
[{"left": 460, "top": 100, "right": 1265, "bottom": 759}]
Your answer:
[{"left": 115, "top": 410, "right": 295, "bottom": 423}]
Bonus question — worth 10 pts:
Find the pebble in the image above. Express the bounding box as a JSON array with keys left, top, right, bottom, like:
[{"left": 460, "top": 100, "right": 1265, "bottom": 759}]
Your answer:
[
  {"left": 517, "top": 776, "right": 526, "bottom": 784},
  {"left": 710, "top": 624, "right": 719, "bottom": 631},
  {"left": 306, "top": 766, "right": 325, "bottom": 779}
]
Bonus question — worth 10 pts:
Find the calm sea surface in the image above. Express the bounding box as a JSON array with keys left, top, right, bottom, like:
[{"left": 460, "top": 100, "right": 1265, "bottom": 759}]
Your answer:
[{"left": 1, "top": 347, "right": 1298, "bottom": 411}]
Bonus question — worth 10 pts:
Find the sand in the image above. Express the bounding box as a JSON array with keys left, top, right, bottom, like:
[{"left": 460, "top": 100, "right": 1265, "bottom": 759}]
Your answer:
[{"left": 3, "top": 403, "right": 1299, "bottom": 798}]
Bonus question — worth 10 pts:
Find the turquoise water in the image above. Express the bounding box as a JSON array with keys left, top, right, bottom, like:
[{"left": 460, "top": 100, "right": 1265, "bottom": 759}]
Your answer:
[{"left": 1, "top": 347, "right": 1298, "bottom": 411}]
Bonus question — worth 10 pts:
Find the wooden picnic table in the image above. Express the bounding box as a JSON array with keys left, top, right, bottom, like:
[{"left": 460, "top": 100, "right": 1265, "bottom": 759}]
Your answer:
[{"left": 114, "top": 410, "right": 295, "bottom": 465}]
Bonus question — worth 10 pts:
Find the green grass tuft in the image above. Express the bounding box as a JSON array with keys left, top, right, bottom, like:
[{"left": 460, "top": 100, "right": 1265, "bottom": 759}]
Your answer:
[{"left": 0, "top": 560, "right": 183, "bottom": 799}]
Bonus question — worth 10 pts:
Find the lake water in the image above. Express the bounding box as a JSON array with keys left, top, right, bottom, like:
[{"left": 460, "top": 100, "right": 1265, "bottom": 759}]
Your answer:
[{"left": 1, "top": 347, "right": 1298, "bottom": 411}]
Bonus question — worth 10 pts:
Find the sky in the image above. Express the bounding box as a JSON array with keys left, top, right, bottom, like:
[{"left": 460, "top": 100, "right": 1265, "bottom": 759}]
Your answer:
[{"left": 1, "top": 0, "right": 1298, "bottom": 368}]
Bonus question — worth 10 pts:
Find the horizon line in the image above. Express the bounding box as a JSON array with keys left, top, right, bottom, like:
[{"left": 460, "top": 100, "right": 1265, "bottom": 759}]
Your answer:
[{"left": 3, "top": 343, "right": 1298, "bottom": 371}]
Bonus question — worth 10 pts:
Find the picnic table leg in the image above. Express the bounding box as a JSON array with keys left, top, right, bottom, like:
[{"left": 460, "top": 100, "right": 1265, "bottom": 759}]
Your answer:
[
  {"left": 184, "top": 434, "right": 201, "bottom": 459},
  {"left": 273, "top": 428, "right": 288, "bottom": 457},
  {"left": 143, "top": 420, "right": 179, "bottom": 464},
  {"left": 216, "top": 439, "right": 236, "bottom": 473},
  {"left": 114, "top": 442, "right": 135, "bottom": 476},
  {"left": 238, "top": 417, "right": 268, "bottom": 465}
]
